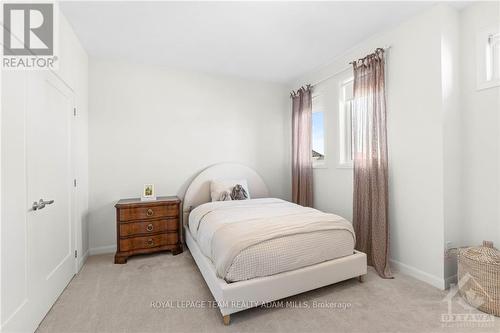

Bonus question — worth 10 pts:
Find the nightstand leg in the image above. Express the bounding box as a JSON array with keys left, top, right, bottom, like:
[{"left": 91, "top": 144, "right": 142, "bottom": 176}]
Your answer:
[
  {"left": 114, "top": 254, "right": 127, "bottom": 264},
  {"left": 172, "top": 245, "right": 183, "bottom": 255},
  {"left": 223, "top": 315, "right": 230, "bottom": 325}
]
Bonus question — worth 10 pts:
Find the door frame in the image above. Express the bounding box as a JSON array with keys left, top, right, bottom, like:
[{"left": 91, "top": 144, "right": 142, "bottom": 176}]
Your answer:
[{"left": 47, "top": 69, "right": 79, "bottom": 275}]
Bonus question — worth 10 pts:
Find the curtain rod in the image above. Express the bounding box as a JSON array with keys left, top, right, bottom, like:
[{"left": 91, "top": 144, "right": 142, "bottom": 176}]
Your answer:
[{"left": 310, "top": 45, "right": 391, "bottom": 87}]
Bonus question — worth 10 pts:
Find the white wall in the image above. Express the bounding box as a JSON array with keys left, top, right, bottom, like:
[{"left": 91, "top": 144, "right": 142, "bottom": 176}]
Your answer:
[
  {"left": 88, "top": 59, "right": 291, "bottom": 253},
  {"left": 459, "top": 2, "right": 500, "bottom": 248},
  {"left": 291, "top": 4, "right": 464, "bottom": 289},
  {"left": 1, "top": 10, "right": 89, "bottom": 331},
  {"left": 0, "top": 60, "right": 2, "bottom": 333},
  {"left": 441, "top": 4, "right": 461, "bottom": 287}
]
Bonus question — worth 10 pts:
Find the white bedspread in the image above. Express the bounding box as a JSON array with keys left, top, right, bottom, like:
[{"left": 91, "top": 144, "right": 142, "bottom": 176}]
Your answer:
[{"left": 189, "top": 198, "right": 355, "bottom": 280}]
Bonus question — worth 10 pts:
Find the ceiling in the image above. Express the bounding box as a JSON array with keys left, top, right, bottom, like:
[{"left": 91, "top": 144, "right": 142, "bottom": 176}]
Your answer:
[{"left": 60, "top": 1, "right": 467, "bottom": 83}]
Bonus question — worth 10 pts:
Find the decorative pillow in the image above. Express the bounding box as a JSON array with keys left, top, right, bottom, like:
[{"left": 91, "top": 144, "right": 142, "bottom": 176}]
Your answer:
[
  {"left": 219, "top": 190, "right": 233, "bottom": 201},
  {"left": 231, "top": 184, "right": 248, "bottom": 200},
  {"left": 210, "top": 179, "right": 250, "bottom": 202}
]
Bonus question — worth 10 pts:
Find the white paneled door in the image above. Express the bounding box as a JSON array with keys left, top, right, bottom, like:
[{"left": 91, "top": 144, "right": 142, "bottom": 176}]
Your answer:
[{"left": 2, "top": 70, "right": 76, "bottom": 332}]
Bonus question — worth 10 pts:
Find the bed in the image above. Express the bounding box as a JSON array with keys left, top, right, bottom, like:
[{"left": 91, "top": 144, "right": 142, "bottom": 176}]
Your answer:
[{"left": 183, "top": 163, "right": 367, "bottom": 325}]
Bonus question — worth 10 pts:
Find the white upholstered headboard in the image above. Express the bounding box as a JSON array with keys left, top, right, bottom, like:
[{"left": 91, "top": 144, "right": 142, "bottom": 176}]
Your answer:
[{"left": 182, "top": 163, "right": 269, "bottom": 224}]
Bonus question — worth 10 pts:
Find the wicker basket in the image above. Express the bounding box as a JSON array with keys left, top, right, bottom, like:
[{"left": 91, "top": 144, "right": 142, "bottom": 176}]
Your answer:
[{"left": 457, "top": 241, "right": 500, "bottom": 316}]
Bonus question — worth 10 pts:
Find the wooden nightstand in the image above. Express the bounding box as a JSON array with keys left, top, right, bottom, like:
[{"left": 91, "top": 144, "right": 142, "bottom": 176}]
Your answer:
[{"left": 114, "top": 196, "right": 182, "bottom": 264}]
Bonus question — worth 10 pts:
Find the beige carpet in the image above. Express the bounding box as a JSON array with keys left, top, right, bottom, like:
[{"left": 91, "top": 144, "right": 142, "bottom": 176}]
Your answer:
[{"left": 37, "top": 252, "right": 499, "bottom": 333}]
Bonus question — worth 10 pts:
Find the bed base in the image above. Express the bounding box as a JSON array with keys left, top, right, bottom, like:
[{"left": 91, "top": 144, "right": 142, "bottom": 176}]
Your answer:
[{"left": 185, "top": 226, "right": 367, "bottom": 325}]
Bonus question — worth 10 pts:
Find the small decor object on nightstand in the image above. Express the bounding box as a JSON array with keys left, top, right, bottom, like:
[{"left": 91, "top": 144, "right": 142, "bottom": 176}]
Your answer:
[
  {"left": 141, "top": 184, "right": 156, "bottom": 201},
  {"left": 114, "top": 196, "right": 182, "bottom": 264}
]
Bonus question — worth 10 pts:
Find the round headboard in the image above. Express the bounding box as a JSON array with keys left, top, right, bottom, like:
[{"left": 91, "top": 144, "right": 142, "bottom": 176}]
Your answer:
[{"left": 183, "top": 163, "right": 269, "bottom": 223}]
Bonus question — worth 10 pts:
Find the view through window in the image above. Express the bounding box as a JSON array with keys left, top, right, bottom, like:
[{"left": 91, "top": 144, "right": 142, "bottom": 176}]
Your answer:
[{"left": 312, "top": 96, "right": 325, "bottom": 165}]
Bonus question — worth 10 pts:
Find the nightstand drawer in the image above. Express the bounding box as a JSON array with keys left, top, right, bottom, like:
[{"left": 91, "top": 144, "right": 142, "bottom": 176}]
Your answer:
[
  {"left": 119, "top": 233, "right": 178, "bottom": 252},
  {"left": 119, "top": 218, "right": 178, "bottom": 237},
  {"left": 118, "top": 204, "right": 178, "bottom": 221}
]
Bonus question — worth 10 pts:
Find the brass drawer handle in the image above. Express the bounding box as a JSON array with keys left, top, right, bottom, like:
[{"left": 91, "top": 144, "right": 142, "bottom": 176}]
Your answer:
[
  {"left": 146, "top": 239, "right": 154, "bottom": 246},
  {"left": 146, "top": 223, "right": 154, "bottom": 232},
  {"left": 146, "top": 208, "right": 154, "bottom": 217}
]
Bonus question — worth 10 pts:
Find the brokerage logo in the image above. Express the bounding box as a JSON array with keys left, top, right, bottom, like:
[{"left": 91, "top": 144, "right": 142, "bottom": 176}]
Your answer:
[
  {"left": 2, "top": 2, "right": 58, "bottom": 69},
  {"left": 441, "top": 273, "right": 495, "bottom": 329}
]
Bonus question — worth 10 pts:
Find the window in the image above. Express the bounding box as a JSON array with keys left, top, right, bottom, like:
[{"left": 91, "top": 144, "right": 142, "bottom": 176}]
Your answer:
[
  {"left": 477, "top": 26, "right": 500, "bottom": 90},
  {"left": 311, "top": 95, "right": 325, "bottom": 167},
  {"left": 486, "top": 33, "right": 500, "bottom": 81},
  {"left": 339, "top": 78, "right": 354, "bottom": 168}
]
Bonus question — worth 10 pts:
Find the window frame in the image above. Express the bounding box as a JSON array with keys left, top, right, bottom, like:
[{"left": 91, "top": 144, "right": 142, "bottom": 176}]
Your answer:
[
  {"left": 477, "top": 25, "right": 500, "bottom": 90},
  {"left": 338, "top": 76, "right": 354, "bottom": 169},
  {"left": 311, "top": 94, "right": 327, "bottom": 169}
]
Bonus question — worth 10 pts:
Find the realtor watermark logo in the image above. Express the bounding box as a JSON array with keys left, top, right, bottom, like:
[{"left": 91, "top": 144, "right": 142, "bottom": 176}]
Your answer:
[
  {"left": 2, "top": 2, "right": 58, "bottom": 69},
  {"left": 441, "top": 273, "right": 496, "bottom": 329}
]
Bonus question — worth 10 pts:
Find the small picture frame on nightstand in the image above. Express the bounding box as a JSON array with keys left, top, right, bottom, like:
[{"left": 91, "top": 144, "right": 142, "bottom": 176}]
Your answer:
[{"left": 141, "top": 184, "right": 156, "bottom": 201}]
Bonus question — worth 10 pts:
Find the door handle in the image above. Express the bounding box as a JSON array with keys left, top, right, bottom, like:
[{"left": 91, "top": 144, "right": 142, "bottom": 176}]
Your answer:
[{"left": 32, "top": 198, "right": 55, "bottom": 211}]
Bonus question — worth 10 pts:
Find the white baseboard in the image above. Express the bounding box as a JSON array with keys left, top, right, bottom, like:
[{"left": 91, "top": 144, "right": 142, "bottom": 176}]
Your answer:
[
  {"left": 89, "top": 244, "right": 116, "bottom": 256},
  {"left": 77, "top": 249, "right": 89, "bottom": 272},
  {"left": 390, "top": 259, "right": 445, "bottom": 290}
]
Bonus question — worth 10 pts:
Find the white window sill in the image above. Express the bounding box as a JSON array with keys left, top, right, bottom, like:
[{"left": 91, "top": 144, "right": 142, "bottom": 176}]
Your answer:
[
  {"left": 477, "top": 79, "right": 500, "bottom": 91},
  {"left": 313, "top": 163, "right": 328, "bottom": 169},
  {"left": 313, "top": 160, "right": 327, "bottom": 169},
  {"left": 337, "top": 162, "right": 353, "bottom": 169}
]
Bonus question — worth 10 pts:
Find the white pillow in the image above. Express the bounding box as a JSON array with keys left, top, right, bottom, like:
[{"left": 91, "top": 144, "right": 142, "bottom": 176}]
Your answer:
[{"left": 210, "top": 179, "right": 250, "bottom": 202}]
